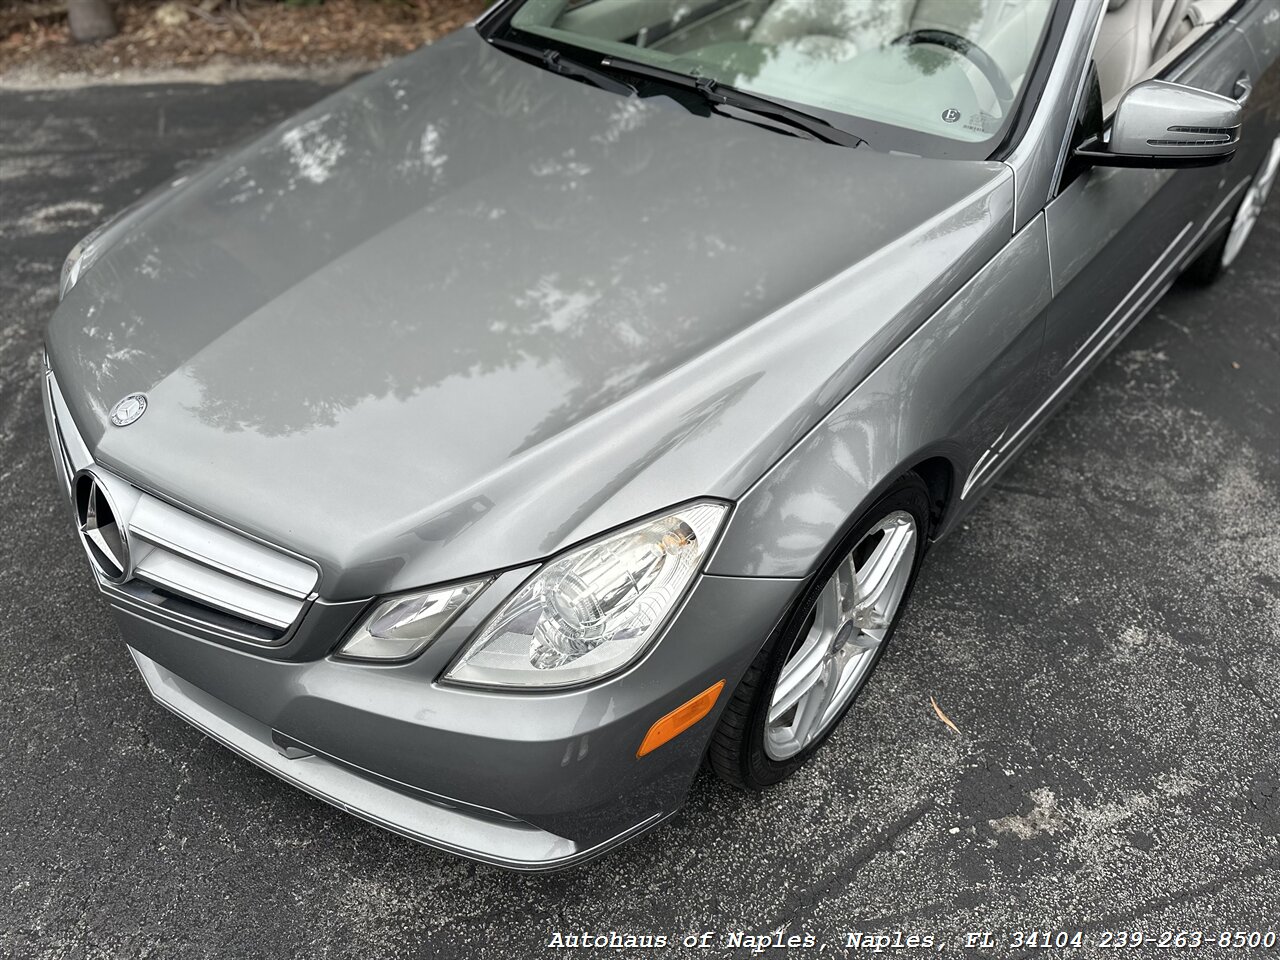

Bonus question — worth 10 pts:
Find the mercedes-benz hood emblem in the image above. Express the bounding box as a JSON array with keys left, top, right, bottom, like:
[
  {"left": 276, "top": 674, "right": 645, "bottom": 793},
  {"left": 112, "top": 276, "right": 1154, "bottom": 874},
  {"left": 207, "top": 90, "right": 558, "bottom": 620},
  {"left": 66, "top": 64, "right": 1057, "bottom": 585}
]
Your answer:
[{"left": 110, "top": 393, "right": 148, "bottom": 427}]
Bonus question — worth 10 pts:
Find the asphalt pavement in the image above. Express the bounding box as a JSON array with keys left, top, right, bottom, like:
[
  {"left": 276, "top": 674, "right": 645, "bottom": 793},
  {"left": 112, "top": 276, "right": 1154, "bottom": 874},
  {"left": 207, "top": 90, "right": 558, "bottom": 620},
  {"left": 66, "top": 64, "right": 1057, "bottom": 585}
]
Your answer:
[{"left": 1, "top": 80, "right": 1278, "bottom": 959}]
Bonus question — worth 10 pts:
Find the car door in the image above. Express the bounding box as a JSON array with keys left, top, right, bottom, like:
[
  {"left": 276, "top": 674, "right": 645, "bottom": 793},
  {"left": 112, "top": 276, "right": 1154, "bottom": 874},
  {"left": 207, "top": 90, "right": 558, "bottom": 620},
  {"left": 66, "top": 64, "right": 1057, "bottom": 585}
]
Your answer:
[{"left": 1036, "top": 7, "right": 1257, "bottom": 385}]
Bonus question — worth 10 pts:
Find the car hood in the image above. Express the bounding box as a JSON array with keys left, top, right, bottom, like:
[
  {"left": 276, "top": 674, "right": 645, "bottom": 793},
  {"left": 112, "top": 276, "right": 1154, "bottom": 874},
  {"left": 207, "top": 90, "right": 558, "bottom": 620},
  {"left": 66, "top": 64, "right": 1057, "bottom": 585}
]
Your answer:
[{"left": 47, "top": 30, "right": 1013, "bottom": 598}]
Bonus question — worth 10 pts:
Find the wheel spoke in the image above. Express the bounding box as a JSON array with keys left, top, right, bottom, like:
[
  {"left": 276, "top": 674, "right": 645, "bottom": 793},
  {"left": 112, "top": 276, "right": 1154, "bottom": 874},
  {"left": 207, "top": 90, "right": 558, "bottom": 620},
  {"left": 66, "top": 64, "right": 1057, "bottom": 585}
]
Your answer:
[
  {"left": 853, "top": 520, "right": 915, "bottom": 629},
  {"left": 763, "top": 509, "right": 919, "bottom": 761},
  {"left": 768, "top": 654, "right": 825, "bottom": 724},
  {"left": 822, "top": 640, "right": 878, "bottom": 727},
  {"left": 834, "top": 557, "right": 857, "bottom": 619},
  {"left": 790, "top": 658, "right": 837, "bottom": 749},
  {"left": 767, "top": 580, "right": 838, "bottom": 723}
]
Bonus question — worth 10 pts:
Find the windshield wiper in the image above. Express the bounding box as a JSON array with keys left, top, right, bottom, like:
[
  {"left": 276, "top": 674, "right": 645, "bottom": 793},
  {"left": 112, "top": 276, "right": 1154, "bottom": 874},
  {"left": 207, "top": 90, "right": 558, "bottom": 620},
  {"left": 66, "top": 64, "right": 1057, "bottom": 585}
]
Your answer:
[
  {"left": 598, "top": 55, "right": 867, "bottom": 148},
  {"left": 489, "top": 37, "right": 637, "bottom": 97},
  {"left": 489, "top": 36, "right": 866, "bottom": 148}
]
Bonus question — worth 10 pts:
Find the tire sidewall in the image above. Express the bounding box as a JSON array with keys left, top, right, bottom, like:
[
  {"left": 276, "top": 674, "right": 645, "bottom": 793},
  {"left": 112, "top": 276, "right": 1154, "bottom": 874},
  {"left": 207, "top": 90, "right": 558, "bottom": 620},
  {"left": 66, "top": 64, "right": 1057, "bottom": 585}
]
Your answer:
[{"left": 739, "top": 474, "right": 932, "bottom": 787}]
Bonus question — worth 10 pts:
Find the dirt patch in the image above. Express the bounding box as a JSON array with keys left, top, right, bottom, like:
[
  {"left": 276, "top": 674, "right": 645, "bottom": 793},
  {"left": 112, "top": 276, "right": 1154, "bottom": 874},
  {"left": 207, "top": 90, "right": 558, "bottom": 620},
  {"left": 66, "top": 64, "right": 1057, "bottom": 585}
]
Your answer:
[{"left": 0, "top": 0, "right": 487, "bottom": 79}]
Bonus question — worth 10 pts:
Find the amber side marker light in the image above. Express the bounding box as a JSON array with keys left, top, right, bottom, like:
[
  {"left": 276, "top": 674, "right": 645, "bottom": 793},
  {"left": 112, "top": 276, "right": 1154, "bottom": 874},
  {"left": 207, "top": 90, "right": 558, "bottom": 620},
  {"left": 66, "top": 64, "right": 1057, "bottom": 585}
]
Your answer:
[{"left": 637, "top": 680, "right": 726, "bottom": 758}]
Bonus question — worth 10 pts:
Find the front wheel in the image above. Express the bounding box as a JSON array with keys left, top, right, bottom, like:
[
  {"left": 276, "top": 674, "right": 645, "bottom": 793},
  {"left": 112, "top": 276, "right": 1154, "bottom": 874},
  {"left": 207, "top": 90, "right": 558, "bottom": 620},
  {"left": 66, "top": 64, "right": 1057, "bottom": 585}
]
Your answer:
[
  {"left": 1183, "top": 134, "right": 1280, "bottom": 285},
  {"left": 708, "top": 473, "right": 931, "bottom": 790}
]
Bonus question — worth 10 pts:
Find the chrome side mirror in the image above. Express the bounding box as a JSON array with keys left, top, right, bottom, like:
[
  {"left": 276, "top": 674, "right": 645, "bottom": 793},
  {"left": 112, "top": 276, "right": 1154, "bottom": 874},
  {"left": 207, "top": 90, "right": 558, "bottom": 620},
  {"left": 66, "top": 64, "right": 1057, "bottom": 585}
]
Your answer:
[{"left": 1077, "top": 79, "right": 1241, "bottom": 168}]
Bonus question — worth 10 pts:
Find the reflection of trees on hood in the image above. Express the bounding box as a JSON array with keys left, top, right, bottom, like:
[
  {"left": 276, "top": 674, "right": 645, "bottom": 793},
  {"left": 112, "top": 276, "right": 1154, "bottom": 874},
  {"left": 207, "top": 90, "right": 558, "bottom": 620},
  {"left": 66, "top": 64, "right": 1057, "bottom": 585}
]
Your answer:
[
  {"left": 73, "top": 36, "right": 930, "bottom": 453},
  {"left": 183, "top": 82, "right": 755, "bottom": 448}
]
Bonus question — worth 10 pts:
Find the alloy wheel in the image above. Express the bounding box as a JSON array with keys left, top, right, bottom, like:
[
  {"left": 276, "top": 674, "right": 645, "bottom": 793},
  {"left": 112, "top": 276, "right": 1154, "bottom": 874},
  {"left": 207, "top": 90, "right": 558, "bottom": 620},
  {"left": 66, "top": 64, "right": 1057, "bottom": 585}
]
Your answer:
[
  {"left": 763, "top": 510, "right": 917, "bottom": 761},
  {"left": 1223, "top": 135, "right": 1280, "bottom": 268}
]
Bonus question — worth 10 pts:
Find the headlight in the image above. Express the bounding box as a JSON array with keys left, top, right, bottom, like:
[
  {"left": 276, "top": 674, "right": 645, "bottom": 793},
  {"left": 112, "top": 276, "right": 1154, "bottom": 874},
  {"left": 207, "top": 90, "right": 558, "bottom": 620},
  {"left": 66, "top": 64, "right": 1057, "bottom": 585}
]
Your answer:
[
  {"left": 59, "top": 180, "right": 178, "bottom": 300},
  {"left": 59, "top": 225, "right": 110, "bottom": 301},
  {"left": 338, "top": 579, "right": 489, "bottom": 661},
  {"left": 443, "top": 501, "right": 728, "bottom": 689}
]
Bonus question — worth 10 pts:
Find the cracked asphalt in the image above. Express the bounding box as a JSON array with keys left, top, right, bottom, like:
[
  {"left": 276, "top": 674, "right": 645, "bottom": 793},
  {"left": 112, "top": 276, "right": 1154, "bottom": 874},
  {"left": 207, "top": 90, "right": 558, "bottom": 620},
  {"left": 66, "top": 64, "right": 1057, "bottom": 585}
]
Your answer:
[{"left": 2, "top": 80, "right": 1278, "bottom": 959}]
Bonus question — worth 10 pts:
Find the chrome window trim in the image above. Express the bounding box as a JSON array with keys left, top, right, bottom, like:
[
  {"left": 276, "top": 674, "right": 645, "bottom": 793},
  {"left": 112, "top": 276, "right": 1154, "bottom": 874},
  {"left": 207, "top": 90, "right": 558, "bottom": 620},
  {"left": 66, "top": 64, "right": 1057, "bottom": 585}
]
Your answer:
[{"left": 1048, "top": 0, "right": 1108, "bottom": 199}]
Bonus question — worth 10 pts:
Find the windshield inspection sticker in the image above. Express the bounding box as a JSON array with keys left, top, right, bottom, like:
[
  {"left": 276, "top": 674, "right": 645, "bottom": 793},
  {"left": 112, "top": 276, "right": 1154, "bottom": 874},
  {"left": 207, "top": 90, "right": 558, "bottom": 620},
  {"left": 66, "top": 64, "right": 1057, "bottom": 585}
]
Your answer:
[{"left": 964, "top": 111, "right": 999, "bottom": 134}]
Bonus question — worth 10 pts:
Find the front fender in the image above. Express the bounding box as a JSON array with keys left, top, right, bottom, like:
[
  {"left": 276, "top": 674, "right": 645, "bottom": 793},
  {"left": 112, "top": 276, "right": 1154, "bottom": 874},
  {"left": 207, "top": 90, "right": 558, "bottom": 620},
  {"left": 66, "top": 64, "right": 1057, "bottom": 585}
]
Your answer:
[{"left": 708, "top": 213, "right": 1054, "bottom": 578}]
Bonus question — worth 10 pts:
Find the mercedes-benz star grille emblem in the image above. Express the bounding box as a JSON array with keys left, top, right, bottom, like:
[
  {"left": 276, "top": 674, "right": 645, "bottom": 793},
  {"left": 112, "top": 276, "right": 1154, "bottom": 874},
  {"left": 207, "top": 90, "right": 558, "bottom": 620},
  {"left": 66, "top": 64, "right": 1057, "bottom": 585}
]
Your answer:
[
  {"left": 73, "top": 471, "right": 131, "bottom": 583},
  {"left": 110, "top": 392, "right": 148, "bottom": 427}
]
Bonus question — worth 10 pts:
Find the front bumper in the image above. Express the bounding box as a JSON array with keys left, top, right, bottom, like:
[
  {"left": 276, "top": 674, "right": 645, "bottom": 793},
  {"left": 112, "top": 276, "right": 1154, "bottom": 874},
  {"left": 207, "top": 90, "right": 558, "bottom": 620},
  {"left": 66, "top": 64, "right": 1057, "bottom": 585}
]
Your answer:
[
  {"left": 130, "top": 648, "right": 663, "bottom": 869},
  {"left": 45, "top": 345, "right": 804, "bottom": 868},
  {"left": 117, "top": 568, "right": 800, "bottom": 870}
]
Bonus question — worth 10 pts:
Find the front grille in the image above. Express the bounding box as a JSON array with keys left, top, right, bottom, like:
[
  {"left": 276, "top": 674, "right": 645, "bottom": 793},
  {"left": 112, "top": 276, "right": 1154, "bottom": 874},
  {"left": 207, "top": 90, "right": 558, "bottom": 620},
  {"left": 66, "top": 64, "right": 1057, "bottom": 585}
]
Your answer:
[{"left": 44, "top": 366, "right": 320, "bottom": 645}]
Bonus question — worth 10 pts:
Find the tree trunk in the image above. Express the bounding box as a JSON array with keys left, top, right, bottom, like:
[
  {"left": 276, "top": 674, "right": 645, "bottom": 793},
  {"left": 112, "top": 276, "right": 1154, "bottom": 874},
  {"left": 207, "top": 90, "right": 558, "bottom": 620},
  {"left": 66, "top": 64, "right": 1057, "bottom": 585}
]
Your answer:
[{"left": 67, "top": 0, "right": 117, "bottom": 43}]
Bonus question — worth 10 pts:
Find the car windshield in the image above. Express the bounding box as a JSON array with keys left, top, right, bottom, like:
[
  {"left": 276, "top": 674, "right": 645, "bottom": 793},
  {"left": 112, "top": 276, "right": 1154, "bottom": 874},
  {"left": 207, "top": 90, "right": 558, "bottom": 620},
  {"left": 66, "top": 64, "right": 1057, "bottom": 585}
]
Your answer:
[{"left": 490, "top": 0, "right": 1058, "bottom": 155}]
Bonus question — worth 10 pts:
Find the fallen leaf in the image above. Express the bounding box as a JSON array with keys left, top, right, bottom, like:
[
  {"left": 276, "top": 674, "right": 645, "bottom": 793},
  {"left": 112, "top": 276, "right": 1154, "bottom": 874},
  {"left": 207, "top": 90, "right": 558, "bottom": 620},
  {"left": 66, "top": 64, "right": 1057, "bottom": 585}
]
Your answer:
[{"left": 930, "top": 696, "right": 961, "bottom": 735}]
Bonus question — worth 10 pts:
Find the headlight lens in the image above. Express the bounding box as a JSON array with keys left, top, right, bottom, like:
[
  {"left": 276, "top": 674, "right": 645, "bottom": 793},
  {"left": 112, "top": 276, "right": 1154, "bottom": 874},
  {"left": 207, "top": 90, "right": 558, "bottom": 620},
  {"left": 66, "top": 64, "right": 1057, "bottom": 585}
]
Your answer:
[
  {"left": 444, "top": 502, "right": 728, "bottom": 689},
  {"left": 59, "top": 185, "right": 168, "bottom": 300},
  {"left": 59, "top": 226, "right": 109, "bottom": 301},
  {"left": 338, "top": 579, "right": 489, "bottom": 662}
]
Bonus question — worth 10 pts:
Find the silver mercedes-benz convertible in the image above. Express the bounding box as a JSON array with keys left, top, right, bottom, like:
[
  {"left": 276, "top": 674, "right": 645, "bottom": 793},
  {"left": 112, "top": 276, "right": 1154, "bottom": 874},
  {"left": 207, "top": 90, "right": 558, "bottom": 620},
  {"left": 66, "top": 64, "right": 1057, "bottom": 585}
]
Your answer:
[{"left": 43, "top": 0, "right": 1280, "bottom": 869}]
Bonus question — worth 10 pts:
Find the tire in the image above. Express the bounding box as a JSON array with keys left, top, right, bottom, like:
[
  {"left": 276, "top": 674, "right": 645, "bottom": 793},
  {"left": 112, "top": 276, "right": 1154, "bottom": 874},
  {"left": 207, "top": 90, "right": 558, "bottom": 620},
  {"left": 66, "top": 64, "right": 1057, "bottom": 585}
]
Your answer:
[
  {"left": 1183, "top": 134, "right": 1280, "bottom": 285},
  {"left": 709, "top": 472, "right": 931, "bottom": 790},
  {"left": 1181, "top": 218, "right": 1234, "bottom": 286}
]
